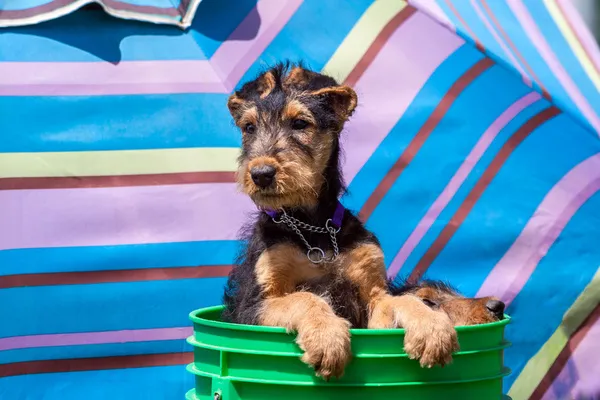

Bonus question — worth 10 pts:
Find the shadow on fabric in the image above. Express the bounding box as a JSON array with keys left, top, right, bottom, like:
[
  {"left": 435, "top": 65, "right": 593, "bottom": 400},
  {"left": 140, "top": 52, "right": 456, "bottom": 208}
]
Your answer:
[{"left": 0, "top": 0, "right": 259, "bottom": 63}]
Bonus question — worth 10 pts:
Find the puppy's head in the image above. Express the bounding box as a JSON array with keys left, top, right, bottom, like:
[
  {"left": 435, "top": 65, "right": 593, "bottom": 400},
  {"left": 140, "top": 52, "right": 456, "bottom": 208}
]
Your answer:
[
  {"left": 395, "top": 280, "right": 505, "bottom": 326},
  {"left": 227, "top": 62, "right": 357, "bottom": 210}
]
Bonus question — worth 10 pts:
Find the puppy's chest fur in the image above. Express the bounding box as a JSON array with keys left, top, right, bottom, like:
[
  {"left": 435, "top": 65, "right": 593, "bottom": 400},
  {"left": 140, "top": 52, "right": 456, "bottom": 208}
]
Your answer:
[
  {"left": 222, "top": 210, "right": 378, "bottom": 328},
  {"left": 257, "top": 210, "right": 375, "bottom": 284}
]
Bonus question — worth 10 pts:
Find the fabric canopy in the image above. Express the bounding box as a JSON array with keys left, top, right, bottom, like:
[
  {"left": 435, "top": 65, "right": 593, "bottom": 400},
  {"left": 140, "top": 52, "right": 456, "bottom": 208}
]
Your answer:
[
  {"left": 0, "top": 0, "right": 202, "bottom": 28},
  {"left": 0, "top": 1, "right": 599, "bottom": 399}
]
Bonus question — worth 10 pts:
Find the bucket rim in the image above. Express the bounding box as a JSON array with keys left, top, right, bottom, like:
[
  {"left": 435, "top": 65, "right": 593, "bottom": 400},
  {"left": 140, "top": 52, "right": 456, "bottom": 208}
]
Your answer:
[{"left": 189, "top": 305, "right": 511, "bottom": 335}]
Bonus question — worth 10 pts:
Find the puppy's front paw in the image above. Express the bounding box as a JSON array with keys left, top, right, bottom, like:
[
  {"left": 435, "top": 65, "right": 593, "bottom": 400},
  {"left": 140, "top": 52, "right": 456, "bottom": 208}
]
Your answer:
[
  {"left": 403, "top": 312, "right": 459, "bottom": 368},
  {"left": 367, "top": 306, "right": 394, "bottom": 329},
  {"left": 297, "top": 316, "right": 352, "bottom": 380}
]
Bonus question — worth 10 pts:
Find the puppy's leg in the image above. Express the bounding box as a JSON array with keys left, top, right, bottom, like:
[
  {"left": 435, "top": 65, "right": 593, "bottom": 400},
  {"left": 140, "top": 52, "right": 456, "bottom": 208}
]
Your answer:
[
  {"left": 260, "top": 292, "right": 351, "bottom": 379},
  {"left": 342, "top": 243, "right": 458, "bottom": 367},
  {"left": 256, "top": 244, "right": 351, "bottom": 380},
  {"left": 369, "top": 294, "right": 458, "bottom": 367}
]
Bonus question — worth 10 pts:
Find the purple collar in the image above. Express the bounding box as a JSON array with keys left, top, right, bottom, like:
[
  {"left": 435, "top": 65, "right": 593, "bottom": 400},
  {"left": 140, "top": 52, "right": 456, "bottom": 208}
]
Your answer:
[{"left": 264, "top": 201, "right": 345, "bottom": 228}]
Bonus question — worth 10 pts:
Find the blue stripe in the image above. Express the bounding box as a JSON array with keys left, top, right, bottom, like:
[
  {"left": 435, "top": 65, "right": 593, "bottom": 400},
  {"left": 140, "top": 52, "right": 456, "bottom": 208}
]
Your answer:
[
  {"left": 0, "top": 339, "right": 190, "bottom": 364},
  {"left": 417, "top": 114, "right": 600, "bottom": 295},
  {"left": 0, "top": 366, "right": 193, "bottom": 400},
  {"left": 0, "top": 10, "right": 205, "bottom": 62},
  {"left": 0, "top": 94, "right": 239, "bottom": 152},
  {"left": 485, "top": 1, "right": 589, "bottom": 131},
  {"left": 0, "top": 240, "right": 241, "bottom": 276},
  {"left": 504, "top": 191, "right": 600, "bottom": 388},
  {"left": 343, "top": 44, "right": 484, "bottom": 214},
  {"left": 0, "top": 277, "right": 226, "bottom": 338},
  {"left": 235, "top": 0, "right": 372, "bottom": 89},
  {"left": 367, "top": 65, "right": 533, "bottom": 266},
  {"left": 520, "top": 1, "right": 600, "bottom": 116}
]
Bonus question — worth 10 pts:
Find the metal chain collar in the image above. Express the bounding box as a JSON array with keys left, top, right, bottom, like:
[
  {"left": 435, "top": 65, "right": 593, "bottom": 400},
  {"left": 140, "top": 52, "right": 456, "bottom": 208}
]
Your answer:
[{"left": 272, "top": 209, "right": 340, "bottom": 264}]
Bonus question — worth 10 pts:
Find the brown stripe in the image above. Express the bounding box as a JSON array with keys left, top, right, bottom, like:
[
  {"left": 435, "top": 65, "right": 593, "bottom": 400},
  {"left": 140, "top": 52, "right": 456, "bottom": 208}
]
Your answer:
[
  {"left": 0, "top": 0, "right": 180, "bottom": 19},
  {"left": 344, "top": 6, "right": 417, "bottom": 86},
  {"left": 0, "top": 265, "right": 232, "bottom": 289},
  {"left": 529, "top": 304, "right": 600, "bottom": 400},
  {"left": 444, "top": 0, "right": 485, "bottom": 52},
  {"left": 359, "top": 57, "right": 495, "bottom": 222},
  {"left": 0, "top": 171, "right": 235, "bottom": 190},
  {"left": 480, "top": 0, "right": 551, "bottom": 100},
  {"left": 408, "top": 106, "right": 560, "bottom": 282},
  {"left": 0, "top": 352, "right": 192, "bottom": 378},
  {"left": 177, "top": 0, "right": 191, "bottom": 17}
]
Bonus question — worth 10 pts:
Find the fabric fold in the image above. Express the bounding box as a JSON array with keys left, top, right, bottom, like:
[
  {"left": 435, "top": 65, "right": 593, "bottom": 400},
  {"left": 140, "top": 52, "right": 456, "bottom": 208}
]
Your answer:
[{"left": 0, "top": 0, "right": 203, "bottom": 29}]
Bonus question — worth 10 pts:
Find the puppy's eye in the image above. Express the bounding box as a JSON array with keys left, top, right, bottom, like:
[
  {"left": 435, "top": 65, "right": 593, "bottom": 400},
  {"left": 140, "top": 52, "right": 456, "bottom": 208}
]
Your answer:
[
  {"left": 422, "top": 299, "right": 437, "bottom": 308},
  {"left": 291, "top": 119, "right": 309, "bottom": 130},
  {"left": 244, "top": 123, "right": 256, "bottom": 134}
]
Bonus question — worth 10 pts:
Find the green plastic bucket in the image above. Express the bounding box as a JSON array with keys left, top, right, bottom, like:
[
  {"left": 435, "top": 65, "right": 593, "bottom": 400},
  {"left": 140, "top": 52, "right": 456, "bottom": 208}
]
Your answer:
[{"left": 186, "top": 305, "right": 511, "bottom": 400}]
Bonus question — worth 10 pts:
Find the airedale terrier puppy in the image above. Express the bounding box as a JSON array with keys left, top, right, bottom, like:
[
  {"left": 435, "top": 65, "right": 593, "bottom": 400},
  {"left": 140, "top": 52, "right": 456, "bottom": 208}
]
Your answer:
[{"left": 222, "top": 62, "right": 459, "bottom": 380}]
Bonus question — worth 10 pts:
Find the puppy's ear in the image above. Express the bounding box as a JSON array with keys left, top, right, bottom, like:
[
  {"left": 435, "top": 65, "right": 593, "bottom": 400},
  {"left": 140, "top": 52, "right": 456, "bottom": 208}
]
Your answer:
[
  {"left": 284, "top": 67, "right": 314, "bottom": 89},
  {"left": 227, "top": 94, "right": 246, "bottom": 121},
  {"left": 256, "top": 71, "right": 276, "bottom": 99},
  {"left": 311, "top": 85, "right": 358, "bottom": 121}
]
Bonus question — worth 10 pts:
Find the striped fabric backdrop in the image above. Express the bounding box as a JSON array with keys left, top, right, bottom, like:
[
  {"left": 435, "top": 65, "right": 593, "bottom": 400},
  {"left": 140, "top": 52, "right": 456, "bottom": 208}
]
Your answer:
[{"left": 1, "top": 0, "right": 599, "bottom": 399}]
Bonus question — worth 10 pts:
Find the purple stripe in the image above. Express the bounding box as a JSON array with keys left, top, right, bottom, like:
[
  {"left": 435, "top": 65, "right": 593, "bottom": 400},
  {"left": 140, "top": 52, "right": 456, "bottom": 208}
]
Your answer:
[
  {"left": 507, "top": 0, "right": 600, "bottom": 133},
  {"left": 211, "top": 0, "right": 304, "bottom": 92},
  {"left": 0, "top": 0, "right": 297, "bottom": 96},
  {"left": 0, "top": 0, "right": 180, "bottom": 19},
  {"left": 0, "top": 60, "right": 225, "bottom": 96},
  {"left": 0, "top": 327, "right": 192, "bottom": 351},
  {"left": 343, "top": 11, "right": 464, "bottom": 184},
  {"left": 177, "top": 0, "right": 191, "bottom": 18},
  {"left": 0, "top": 82, "right": 227, "bottom": 96},
  {"left": 566, "top": 319, "right": 600, "bottom": 400},
  {"left": 0, "top": 183, "right": 254, "bottom": 250},
  {"left": 407, "top": 0, "right": 455, "bottom": 32},
  {"left": 0, "top": 60, "right": 216, "bottom": 85},
  {"left": 477, "top": 153, "right": 600, "bottom": 305},
  {"left": 387, "top": 92, "right": 541, "bottom": 279},
  {"left": 542, "top": 319, "right": 600, "bottom": 400}
]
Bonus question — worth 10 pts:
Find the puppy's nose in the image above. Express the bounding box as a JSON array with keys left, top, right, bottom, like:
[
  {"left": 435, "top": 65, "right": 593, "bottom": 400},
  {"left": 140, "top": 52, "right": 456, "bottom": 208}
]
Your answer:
[
  {"left": 250, "top": 165, "right": 276, "bottom": 188},
  {"left": 486, "top": 299, "right": 505, "bottom": 320}
]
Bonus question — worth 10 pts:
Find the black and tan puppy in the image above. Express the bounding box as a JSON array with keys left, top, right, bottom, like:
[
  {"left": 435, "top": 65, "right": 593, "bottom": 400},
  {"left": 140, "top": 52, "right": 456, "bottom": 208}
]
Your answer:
[
  {"left": 222, "top": 62, "right": 459, "bottom": 380},
  {"left": 294, "top": 277, "right": 506, "bottom": 329}
]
